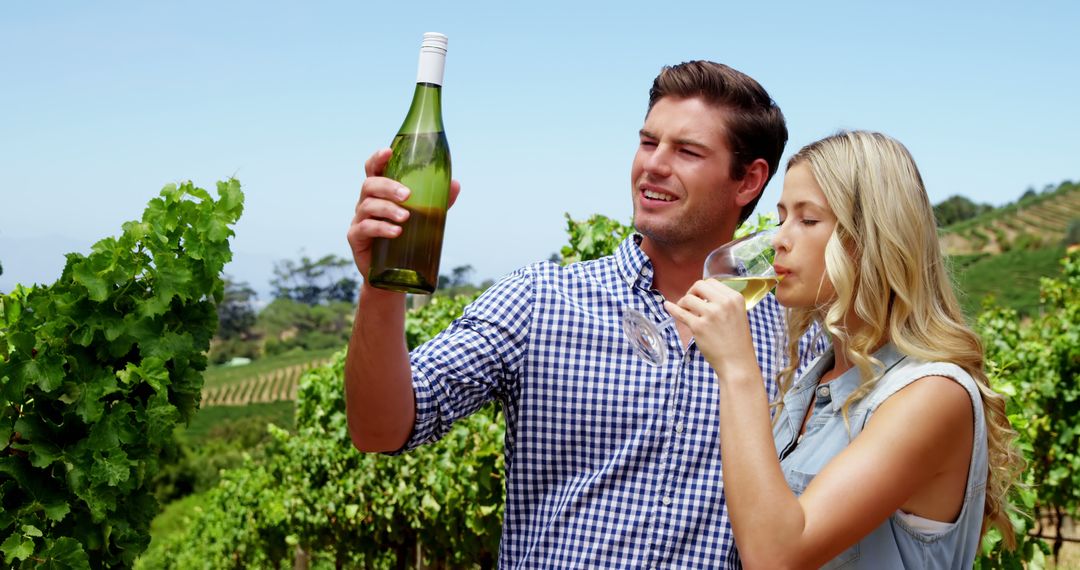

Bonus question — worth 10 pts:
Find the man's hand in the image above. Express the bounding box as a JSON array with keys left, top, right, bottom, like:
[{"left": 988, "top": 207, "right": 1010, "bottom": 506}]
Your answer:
[{"left": 347, "top": 148, "right": 461, "bottom": 280}]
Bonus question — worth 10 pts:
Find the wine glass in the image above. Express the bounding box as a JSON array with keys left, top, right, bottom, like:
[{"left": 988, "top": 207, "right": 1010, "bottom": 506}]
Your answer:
[{"left": 621, "top": 228, "right": 780, "bottom": 367}]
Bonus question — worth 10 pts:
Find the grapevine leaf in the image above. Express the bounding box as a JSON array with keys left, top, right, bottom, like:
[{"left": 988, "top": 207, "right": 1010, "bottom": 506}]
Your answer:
[
  {"left": 135, "top": 295, "right": 170, "bottom": 318},
  {"left": 0, "top": 531, "right": 35, "bottom": 564},
  {"left": 73, "top": 370, "right": 119, "bottom": 424},
  {"left": 26, "top": 441, "right": 64, "bottom": 469},
  {"left": 90, "top": 448, "right": 130, "bottom": 487},
  {"left": 196, "top": 210, "right": 232, "bottom": 243},
  {"left": 217, "top": 178, "right": 245, "bottom": 216},
  {"left": 129, "top": 357, "right": 170, "bottom": 394},
  {"left": 141, "top": 331, "right": 194, "bottom": 362},
  {"left": 121, "top": 220, "right": 151, "bottom": 242},
  {"left": 86, "top": 412, "right": 120, "bottom": 452},
  {"left": 145, "top": 394, "right": 179, "bottom": 445},
  {"left": 37, "top": 537, "right": 90, "bottom": 570},
  {"left": 71, "top": 325, "right": 94, "bottom": 347},
  {"left": 15, "top": 354, "right": 66, "bottom": 393},
  {"left": 70, "top": 260, "right": 110, "bottom": 302},
  {"left": 43, "top": 500, "right": 70, "bottom": 522},
  {"left": 0, "top": 507, "right": 12, "bottom": 532},
  {"left": 8, "top": 331, "right": 34, "bottom": 355},
  {"left": 159, "top": 183, "right": 183, "bottom": 204},
  {"left": 0, "top": 422, "right": 11, "bottom": 452}
]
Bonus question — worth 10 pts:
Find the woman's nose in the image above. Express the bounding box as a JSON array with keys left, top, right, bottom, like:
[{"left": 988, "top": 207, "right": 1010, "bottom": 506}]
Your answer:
[{"left": 771, "top": 225, "right": 789, "bottom": 252}]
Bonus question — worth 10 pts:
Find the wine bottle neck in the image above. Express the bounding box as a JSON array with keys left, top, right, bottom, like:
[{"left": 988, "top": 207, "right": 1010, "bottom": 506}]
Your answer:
[
  {"left": 398, "top": 84, "right": 444, "bottom": 133},
  {"left": 416, "top": 48, "right": 446, "bottom": 86}
]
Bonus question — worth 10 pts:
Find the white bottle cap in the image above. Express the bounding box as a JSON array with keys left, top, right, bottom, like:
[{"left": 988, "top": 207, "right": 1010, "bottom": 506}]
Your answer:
[{"left": 417, "top": 32, "right": 447, "bottom": 85}]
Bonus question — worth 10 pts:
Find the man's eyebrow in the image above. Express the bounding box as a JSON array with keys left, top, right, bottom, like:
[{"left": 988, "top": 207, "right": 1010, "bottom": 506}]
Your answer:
[
  {"left": 638, "top": 129, "right": 710, "bottom": 150},
  {"left": 674, "top": 137, "right": 710, "bottom": 150}
]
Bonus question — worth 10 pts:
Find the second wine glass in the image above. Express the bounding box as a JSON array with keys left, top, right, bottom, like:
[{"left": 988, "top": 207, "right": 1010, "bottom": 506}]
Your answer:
[{"left": 621, "top": 228, "right": 780, "bottom": 367}]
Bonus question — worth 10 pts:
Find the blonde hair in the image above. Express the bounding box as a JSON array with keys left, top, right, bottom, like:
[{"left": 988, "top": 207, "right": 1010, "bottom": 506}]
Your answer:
[{"left": 774, "top": 130, "right": 1024, "bottom": 546}]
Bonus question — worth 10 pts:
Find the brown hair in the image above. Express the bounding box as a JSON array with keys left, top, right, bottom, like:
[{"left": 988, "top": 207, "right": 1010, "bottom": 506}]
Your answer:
[{"left": 648, "top": 60, "right": 788, "bottom": 223}]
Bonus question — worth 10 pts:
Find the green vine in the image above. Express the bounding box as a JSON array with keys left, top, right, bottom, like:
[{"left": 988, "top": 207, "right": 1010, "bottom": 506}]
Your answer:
[{"left": 0, "top": 180, "right": 244, "bottom": 567}]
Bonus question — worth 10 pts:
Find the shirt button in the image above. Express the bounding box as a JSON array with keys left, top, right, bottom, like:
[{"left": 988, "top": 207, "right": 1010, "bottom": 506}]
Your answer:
[
  {"left": 661, "top": 496, "right": 672, "bottom": 506},
  {"left": 674, "top": 423, "right": 684, "bottom": 433},
  {"left": 817, "top": 385, "right": 831, "bottom": 398}
]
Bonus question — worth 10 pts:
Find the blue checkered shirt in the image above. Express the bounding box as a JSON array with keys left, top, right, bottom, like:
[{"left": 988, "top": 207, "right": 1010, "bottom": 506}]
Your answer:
[{"left": 405, "top": 235, "right": 822, "bottom": 569}]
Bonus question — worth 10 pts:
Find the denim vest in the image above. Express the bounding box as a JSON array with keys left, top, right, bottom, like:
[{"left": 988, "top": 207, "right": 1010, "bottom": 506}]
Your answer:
[{"left": 772, "top": 343, "right": 988, "bottom": 569}]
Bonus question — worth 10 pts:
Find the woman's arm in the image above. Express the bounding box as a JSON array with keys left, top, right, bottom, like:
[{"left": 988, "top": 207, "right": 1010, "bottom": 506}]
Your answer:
[{"left": 666, "top": 280, "right": 974, "bottom": 569}]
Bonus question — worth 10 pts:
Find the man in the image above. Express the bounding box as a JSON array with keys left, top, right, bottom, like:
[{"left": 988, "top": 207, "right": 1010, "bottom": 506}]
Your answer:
[{"left": 346, "top": 60, "right": 810, "bottom": 568}]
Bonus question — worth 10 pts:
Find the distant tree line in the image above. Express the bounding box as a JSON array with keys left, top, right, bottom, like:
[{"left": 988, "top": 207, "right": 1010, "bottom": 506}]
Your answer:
[
  {"left": 934, "top": 195, "right": 995, "bottom": 227},
  {"left": 211, "top": 255, "right": 492, "bottom": 364}
]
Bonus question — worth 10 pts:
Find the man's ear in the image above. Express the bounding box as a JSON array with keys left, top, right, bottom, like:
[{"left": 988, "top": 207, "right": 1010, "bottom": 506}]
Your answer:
[{"left": 734, "top": 158, "right": 770, "bottom": 208}]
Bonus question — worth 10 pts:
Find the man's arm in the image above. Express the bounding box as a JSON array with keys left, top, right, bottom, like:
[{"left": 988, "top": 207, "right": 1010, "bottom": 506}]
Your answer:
[
  {"left": 344, "top": 283, "right": 415, "bottom": 452},
  {"left": 344, "top": 149, "right": 460, "bottom": 452}
]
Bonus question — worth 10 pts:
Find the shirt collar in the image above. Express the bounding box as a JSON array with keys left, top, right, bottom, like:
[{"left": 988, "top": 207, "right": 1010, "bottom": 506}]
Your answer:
[
  {"left": 791, "top": 342, "right": 906, "bottom": 415},
  {"left": 614, "top": 233, "right": 655, "bottom": 291}
]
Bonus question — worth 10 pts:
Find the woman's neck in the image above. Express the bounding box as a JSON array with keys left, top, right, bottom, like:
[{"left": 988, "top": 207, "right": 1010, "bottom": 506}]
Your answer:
[{"left": 821, "top": 313, "right": 887, "bottom": 384}]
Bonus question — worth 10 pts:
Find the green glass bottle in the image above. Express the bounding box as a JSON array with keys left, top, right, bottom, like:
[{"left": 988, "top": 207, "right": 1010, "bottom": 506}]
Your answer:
[{"left": 369, "top": 32, "right": 451, "bottom": 294}]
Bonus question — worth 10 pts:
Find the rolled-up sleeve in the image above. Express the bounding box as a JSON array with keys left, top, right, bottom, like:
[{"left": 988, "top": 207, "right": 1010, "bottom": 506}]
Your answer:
[{"left": 400, "top": 268, "right": 535, "bottom": 452}]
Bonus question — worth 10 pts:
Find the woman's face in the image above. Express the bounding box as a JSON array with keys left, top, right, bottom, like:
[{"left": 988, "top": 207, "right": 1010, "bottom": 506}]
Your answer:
[{"left": 772, "top": 163, "right": 838, "bottom": 308}]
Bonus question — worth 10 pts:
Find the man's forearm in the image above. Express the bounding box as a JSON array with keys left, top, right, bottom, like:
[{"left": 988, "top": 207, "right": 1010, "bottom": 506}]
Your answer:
[{"left": 344, "top": 284, "right": 417, "bottom": 452}]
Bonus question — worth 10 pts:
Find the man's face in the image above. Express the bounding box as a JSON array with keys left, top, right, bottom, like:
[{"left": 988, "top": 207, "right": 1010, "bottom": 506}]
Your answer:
[{"left": 631, "top": 96, "right": 743, "bottom": 249}]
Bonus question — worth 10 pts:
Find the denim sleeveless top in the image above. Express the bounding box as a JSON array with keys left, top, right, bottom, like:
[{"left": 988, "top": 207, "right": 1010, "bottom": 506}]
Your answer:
[{"left": 772, "top": 343, "right": 988, "bottom": 569}]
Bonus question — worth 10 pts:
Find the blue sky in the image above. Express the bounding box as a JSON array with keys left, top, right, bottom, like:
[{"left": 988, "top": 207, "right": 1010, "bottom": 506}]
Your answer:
[{"left": 2, "top": 1, "right": 1078, "bottom": 299}]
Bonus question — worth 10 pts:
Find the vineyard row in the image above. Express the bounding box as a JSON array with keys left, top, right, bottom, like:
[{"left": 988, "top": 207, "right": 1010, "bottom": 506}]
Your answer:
[{"left": 201, "top": 359, "right": 332, "bottom": 406}]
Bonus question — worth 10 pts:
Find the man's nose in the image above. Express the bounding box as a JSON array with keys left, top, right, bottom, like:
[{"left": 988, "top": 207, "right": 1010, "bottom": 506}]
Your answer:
[{"left": 643, "top": 145, "right": 673, "bottom": 177}]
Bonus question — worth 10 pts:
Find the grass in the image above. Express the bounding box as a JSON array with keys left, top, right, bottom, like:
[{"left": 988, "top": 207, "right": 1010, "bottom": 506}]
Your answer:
[
  {"left": 202, "top": 346, "right": 340, "bottom": 388},
  {"left": 135, "top": 492, "right": 210, "bottom": 570},
  {"left": 951, "top": 246, "right": 1067, "bottom": 318},
  {"left": 183, "top": 400, "right": 296, "bottom": 442}
]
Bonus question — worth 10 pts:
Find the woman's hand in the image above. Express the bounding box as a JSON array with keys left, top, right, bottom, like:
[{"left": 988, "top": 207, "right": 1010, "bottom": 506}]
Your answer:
[{"left": 664, "top": 279, "right": 760, "bottom": 384}]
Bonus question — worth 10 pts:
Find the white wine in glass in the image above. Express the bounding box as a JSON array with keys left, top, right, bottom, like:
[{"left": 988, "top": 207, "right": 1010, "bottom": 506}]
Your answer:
[
  {"left": 621, "top": 228, "right": 780, "bottom": 367},
  {"left": 712, "top": 275, "right": 781, "bottom": 311}
]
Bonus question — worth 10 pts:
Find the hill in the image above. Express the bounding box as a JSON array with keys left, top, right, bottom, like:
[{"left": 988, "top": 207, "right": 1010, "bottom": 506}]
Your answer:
[
  {"left": 940, "top": 181, "right": 1079, "bottom": 255},
  {"left": 939, "top": 180, "right": 1079, "bottom": 317}
]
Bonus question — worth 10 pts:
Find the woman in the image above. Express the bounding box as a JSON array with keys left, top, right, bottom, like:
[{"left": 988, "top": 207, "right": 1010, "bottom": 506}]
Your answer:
[{"left": 666, "top": 130, "right": 1023, "bottom": 569}]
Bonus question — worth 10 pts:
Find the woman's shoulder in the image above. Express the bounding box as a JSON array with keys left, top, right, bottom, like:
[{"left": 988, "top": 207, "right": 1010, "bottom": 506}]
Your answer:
[
  {"left": 855, "top": 351, "right": 983, "bottom": 431},
  {"left": 873, "top": 373, "right": 975, "bottom": 420},
  {"left": 870, "top": 355, "right": 978, "bottom": 405}
]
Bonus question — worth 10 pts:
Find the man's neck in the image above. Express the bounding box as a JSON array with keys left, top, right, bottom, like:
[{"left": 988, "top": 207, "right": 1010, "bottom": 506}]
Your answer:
[
  {"left": 640, "top": 244, "right": 712, "bottom": 349},
  {"left": 647, "top": 248, "right": 707, "bottom": 302},
  {"left": 642, "top": 234, "right": 735, "bottom": 301}
]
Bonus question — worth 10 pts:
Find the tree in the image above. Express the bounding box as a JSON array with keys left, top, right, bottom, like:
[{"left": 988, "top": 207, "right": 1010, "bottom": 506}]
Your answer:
[
  {"left": 1064, "top": 219, "right": 1080, "bottom": 247},
  {"left": 436, "top": 264, "right": 485, "bottom": 297},
  {"left": 933, "top": 195, "right": 994, "bottom": 227},
  {"left": 216, "top": 275, "right": 257, "bottom": 340},
  {"left": 255, "top": 298, "right": 353, "bottom": 355},
  {"left": 270, "top": 254, "right": 358, "bottom": 306}
]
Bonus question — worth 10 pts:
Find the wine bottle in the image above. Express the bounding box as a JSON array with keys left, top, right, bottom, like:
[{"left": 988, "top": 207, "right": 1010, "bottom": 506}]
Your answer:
[{"left": 368, "top": 32, "right": 451, "bottom": 294}]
